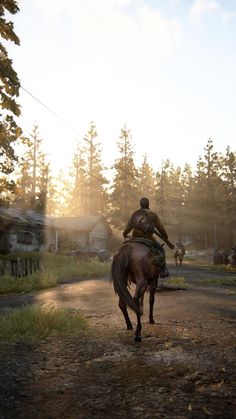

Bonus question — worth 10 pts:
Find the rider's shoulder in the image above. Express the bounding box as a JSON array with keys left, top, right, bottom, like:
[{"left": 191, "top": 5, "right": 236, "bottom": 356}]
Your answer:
[{"left": 147, "top": 209, "right": 159, "bottom": 218}]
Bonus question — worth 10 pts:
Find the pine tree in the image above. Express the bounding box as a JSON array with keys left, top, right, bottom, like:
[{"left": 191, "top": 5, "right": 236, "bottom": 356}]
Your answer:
[
  {"left": 220, "top": 146, "right": 236, "bottom": 246},
  {"left": 137, "top": 154, "right": 156, "bottom": 208},
  {"left": 0, "top": 0, "right": 22, "bottom": 202},
  {"left": 82, "top": 122, "right": 108, "bottom": 216},
  {"left": 155, "top": 160, "right": 172, "bottom": 226},
  {"left": 68, "top": 141, "right": 88, "bottom": 216},
  {"left": 15, "top": 124, "right": 49, "bottom": 213},
  {"left": 109, "top": 126, "right": 138, "bottom": 230},
  {"left": 190, "top": 138, "right": 221, "bottom": 248}
]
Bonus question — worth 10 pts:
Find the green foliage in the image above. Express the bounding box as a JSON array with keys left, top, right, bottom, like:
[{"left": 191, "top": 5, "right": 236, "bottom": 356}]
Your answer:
[
  {"left": 0, "top": 251, "right": 41, "bottom": 261},
  {"left": 64, "top": 122, "right": 109, "bottom": 217},
  {"left": 208, "top": 264, "right": 236, "bottom": 273},
  {"left": 14, "top": 124, "right": 49, "bottom": 212},
  {"left": 197, "top": 277, "right": 236, "bottom": 286},
  {"left": 42, "top": 253, "right": 111, "bottom": 281},
  {"left": 0, "top": 253, "right": 111, "bottom": 294},
  {"left": 0, "top": 305, "right": 88, "bottom": 342},
  {"left": 164, "top": 276, "right": 189, "bottom": 288},
  {"left": 109, "top": 125, "right": 139, "bottom": 229},
  {"left": 137, "top": 154, "right": 156, "bottom": 207},
  {"left": 0, "top": 1, "right": 22, "bottom": 199},
  {"left": 0, "top": 272, "right": 57, "bottom": 294}
]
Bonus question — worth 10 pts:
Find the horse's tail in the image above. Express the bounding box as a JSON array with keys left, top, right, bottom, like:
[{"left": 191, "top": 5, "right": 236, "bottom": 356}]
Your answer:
[{"left": 111, "top": 245, "right": 142, "bottom": 316}]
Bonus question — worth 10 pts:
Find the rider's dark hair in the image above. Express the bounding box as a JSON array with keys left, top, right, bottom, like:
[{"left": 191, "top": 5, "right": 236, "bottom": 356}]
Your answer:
[{"left": 140, "top": 197, "right": 149, "bottom": 209}]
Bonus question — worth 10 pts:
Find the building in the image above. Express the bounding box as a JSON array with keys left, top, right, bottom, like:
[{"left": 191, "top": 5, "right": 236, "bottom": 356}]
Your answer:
[
  {"left": 0, "top": 208, "right": 112, "bottom": 254},
  {"left": 0, "top": 207, "right": 57, "bottom": 254},
  {"left": 52, "top": 215, "right": 112, "bottom": 252}
]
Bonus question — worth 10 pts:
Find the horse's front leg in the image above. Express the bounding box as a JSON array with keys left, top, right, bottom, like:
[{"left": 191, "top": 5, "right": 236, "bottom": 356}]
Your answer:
[
  {"left": 119, "top": 297, "right": 133, "bottom": 330},
  {"left": 149, "top": 278, "right": 158, "bottom": 324}
]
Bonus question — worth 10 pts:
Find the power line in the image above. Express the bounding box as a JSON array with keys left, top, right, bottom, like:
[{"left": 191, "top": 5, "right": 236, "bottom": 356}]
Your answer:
[
  {"left": 5, "top": 73, "right": 157, "bottom": 192},
  {"left": 80, "top": 168, "right": 108, "bottom": 184},
  {"left": 115, "top": 163, "right": 157, "bottom": 193},
  {"left": 20, "top": 85, "right": 79, "bottom": 136}
]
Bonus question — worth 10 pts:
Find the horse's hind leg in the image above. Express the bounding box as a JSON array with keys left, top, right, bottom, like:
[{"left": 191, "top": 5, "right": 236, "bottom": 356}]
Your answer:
[
  {"left": 149, "top": 278, "right": 157, "bottom": 324},
  {"left": 119, "top": 297, "right": 133, "bottom": 330},
  {"left": 133, "top": 282, "right": 147, "bottom": 342}
]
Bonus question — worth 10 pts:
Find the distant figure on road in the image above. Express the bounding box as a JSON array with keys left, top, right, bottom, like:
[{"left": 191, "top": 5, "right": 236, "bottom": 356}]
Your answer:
[{"left": 176, "top": 238, "right": 185, "bottom": 255}]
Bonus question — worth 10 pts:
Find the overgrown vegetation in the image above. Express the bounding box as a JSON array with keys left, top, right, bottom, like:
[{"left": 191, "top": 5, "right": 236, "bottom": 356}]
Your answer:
[
  {"left": 0, "top": 253, "right": 111, "bottom": 295},
  {"left": 0, "top": 272, "right": 57, "bottom": 294},
  {"left": 164, "top": 276, "right": 189, "bottom": 288},
  {"left": 208, "top": 264, "right": 236, "bottom": 273},
  {"left": 0, "top": 305, "right": 88, "bottom": 342},
  {"left": 42, "top": 253, "right": 111, "bottom": 281},
  {"left": 197, "top": 277, "right": 236, "bottom": 286}
]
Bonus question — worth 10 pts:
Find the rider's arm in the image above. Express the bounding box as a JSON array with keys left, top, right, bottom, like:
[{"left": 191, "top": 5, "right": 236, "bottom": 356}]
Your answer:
[
  {"left": 154, "top": 214, "right": 168, "bottom": 240},
  {"left": 123, "top": 218, "right": 133, "bottom": 238}
]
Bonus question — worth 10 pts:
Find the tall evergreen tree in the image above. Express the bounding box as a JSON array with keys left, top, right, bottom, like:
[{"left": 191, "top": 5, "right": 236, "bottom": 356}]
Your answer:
[
  {"left": 83, "top": 122, "right": 108, "bottom": 216},
  {"left": 155, "top": 160, "right": 173, "bottom": 226},
  {"left": 68, "top": 141, "right": 88, "bottom": 216},
  {"left": 190, "top": 139, "right": 221, "bottom": 248},
  {"left": 0, "top": 0, "right": 22, "bottom": 203},
  {"left": 137, "top": 154, "right": 156, "bottom": 208},
  {"left": 15, "top": 124, "right": 49, "bottom": 212},
  {"left": 220, "top": 146, "right": 236, "bottom": 245},
  {"left": 109, "top": 126, "right": 138, "bottom": 230}
]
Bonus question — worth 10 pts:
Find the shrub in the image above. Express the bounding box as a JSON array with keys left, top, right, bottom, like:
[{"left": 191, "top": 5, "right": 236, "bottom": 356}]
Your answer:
[
  {"left": 0, "top": 272, "right": 57, "bottom": 294},
  {"left": 0, "top": 305, "right": 88, "bottom": 342}
]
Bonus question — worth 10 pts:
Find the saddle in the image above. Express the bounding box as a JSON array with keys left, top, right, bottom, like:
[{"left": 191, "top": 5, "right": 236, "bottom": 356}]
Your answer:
[{"left": 123, "top": 238, "right": 165, "bottom": 268}]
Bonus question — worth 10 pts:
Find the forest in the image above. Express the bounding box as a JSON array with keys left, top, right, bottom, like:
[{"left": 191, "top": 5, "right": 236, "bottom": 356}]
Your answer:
[{"left": 1, "top": 1, "right": 236, "bottom": 250}]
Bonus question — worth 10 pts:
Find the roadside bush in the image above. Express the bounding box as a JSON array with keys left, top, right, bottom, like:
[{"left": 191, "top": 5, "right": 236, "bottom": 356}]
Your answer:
[
  {"left": 0, "top": 305, "right": 88, "bottom": 342},
  {"left": 0, "top": 253, "right": 111, "bottom": 294},
  {"left": 164, "top": 276, "right": 189, "bottom": 288},
  {"left": 0, "top": 272, "right": 57, "bottom": 294},
  {"left": 42, "top": 253, "right": 111, "bottom": 281},
  {"left": 198, "top": 277, "right": 236, "bottom": 286},
  {"left": 208, "top": 264, "right": 236, "bottom": 273}
]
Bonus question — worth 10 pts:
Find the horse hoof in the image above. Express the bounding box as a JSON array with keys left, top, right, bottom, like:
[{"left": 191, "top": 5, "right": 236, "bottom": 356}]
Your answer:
[
  {"left": 134, "top": 335, "right": 142, "bottom": 342},
  {"left": 149, "top": 319, "right": 155, "bottom": 324},
  {"left": 127, "top": 325, "right": 133, "bottom": 330}
]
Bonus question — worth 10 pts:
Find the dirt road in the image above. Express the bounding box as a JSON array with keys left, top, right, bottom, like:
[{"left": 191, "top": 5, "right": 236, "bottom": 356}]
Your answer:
[{"left": 0, "top": 263, "right": 236, "bottom": 418}]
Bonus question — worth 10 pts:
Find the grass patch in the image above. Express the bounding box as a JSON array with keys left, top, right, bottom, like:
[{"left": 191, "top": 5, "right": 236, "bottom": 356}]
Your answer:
[
  {"left": 227, "top": 289, "right": 236, "bottom": 295},
  {"left": 42, "top": 253, "right": 111, "bottom": 281},
  {"left": 208, "top": 264, "right": 236, "bottom": 273},
  {"left": 164, "top": 276, "right": 189, "bottom": 288},
  {"left": 197, "top": 277, "right": 236, "bottom": 286},
  {"left": 0, "top": 253, "right": 111, "bottom": 294},
  {"left": 0, "top": 305, "right": 88, "bottom": 342},
  {"left": 0, "top": 272, "right": 57, "bottom": 295}
]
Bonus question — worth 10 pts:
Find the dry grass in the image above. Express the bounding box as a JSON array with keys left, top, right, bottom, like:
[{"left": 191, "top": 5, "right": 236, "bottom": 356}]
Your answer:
[
  {"left": 0, "top": 253, "right": 111, "bottom": 294},
  {"left": 0, "top": 305, "right": 88, "bottom": 342}
]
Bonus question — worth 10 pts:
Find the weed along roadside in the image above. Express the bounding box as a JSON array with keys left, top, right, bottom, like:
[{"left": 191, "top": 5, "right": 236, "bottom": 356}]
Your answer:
[
  {"left": 0, "top": 305, "right": 89, "bottom": 342},
  {"left": 0, "top": 252, "right": 111, "bottom": 295}
]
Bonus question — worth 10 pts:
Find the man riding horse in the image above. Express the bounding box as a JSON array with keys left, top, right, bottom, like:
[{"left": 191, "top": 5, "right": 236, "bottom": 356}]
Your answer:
[{"left": 122, "top": 197, "right": 171, "bottom": 278}]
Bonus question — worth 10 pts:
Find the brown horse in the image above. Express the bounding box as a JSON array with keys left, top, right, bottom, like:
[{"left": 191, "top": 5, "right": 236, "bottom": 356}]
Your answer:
[
  {"left": 111, "top": 241, "right": 160, "bottom": 342},
  {"left": 174, "top": 248, "right": 184, "bottom": 266}
]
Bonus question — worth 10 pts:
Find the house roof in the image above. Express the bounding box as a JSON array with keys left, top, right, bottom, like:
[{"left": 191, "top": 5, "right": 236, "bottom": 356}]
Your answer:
[
  {"left": 0, "top": 207, "right": 53, "bottom": 229},
  {"left": 0, "top": 208, "right": 112, "bottom": 234}
]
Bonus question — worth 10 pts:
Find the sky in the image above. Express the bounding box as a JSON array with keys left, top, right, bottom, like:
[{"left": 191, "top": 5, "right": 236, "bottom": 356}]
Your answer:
[{"left": 6, "top": 0, "right": 236, "bottom": 174}]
